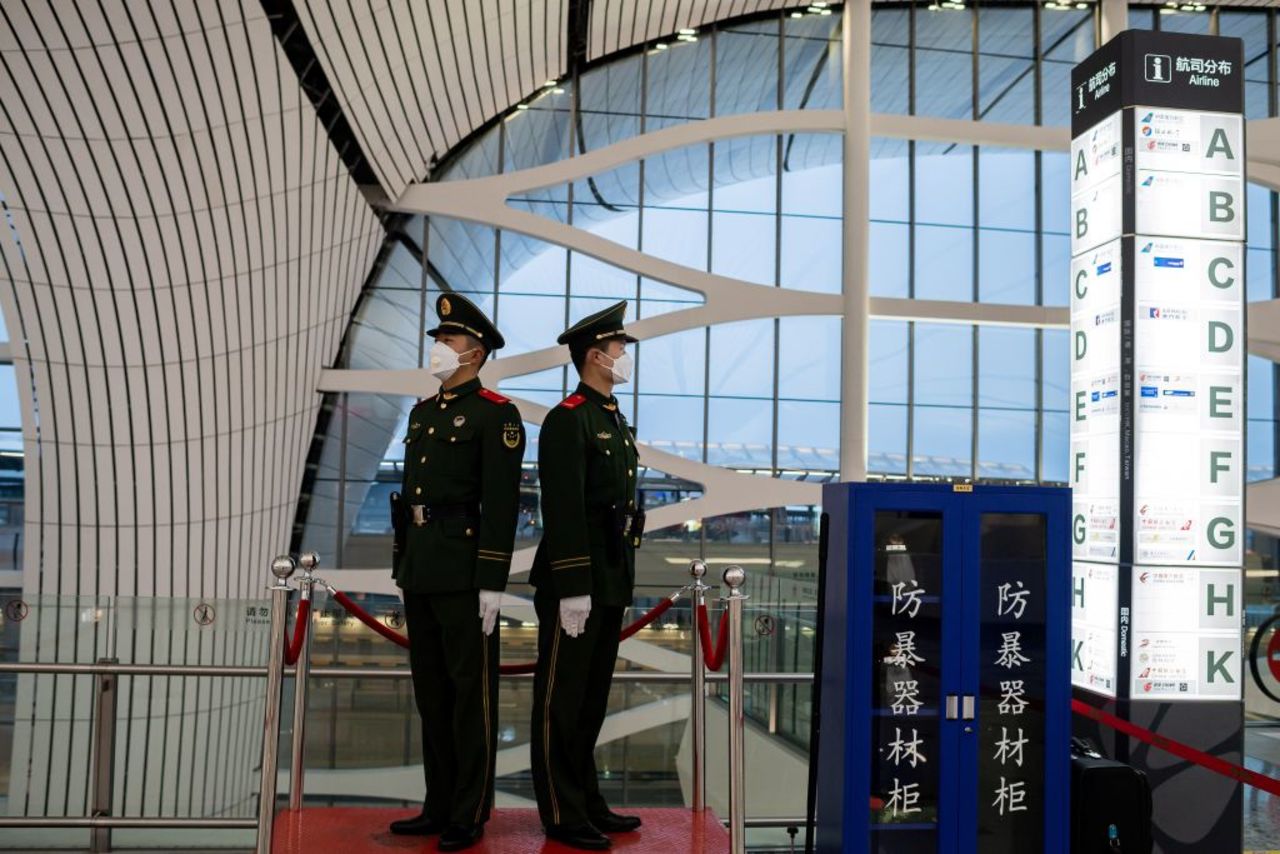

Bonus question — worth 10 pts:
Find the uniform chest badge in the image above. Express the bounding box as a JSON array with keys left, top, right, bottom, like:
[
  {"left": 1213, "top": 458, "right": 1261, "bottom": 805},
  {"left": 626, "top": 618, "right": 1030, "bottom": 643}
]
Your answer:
[
  {"left": 453, "top": 415, "right": 466, "bottom": 427},
  {"left": 503, "top": 425, "right": 521, "bottom": 449},
  {"left": 410, "top": 422, "right": 420, "bottom": 430},
  {"left": 597, "top": 431, "right": 612, "bottom": 440}
]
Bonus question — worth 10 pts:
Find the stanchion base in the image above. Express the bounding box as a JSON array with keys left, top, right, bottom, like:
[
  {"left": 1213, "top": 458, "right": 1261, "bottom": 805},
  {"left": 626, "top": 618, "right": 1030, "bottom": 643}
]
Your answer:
[{"left": 273, "top": 807, "right": 729, "bottom": 853}]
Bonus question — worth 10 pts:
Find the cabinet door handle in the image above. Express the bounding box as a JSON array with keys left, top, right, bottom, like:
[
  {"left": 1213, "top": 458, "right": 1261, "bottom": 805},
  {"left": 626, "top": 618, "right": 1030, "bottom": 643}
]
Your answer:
[
  {"left": 962, "top": 695, "right": 976, "bottom": 720},
  {"left": 945, "top": 695, "right": 959, "bottom": 720}
]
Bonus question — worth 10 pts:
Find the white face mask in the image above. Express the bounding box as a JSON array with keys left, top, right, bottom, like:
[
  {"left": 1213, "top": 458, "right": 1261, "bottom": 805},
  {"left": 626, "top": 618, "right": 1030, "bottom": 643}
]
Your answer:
[
  {"left": 599, "top": 349, "right": 633, "bottom": 385},
  {"left": 429, "top": 341, "right": 475, "bottom": 381}
]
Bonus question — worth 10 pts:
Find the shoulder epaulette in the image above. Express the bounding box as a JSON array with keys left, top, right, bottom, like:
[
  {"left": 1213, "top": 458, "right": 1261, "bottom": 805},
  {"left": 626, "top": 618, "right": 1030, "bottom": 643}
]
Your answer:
[
  {"left": 477, "top": 388, "right": 510, "bottom": 405},
  {"left": 560, "top": 393, "right": 587, "bottom": 409}
]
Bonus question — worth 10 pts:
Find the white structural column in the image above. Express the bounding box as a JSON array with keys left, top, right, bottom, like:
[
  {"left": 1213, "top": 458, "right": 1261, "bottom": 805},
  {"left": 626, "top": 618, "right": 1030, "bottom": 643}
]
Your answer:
[
  {"left": 840, "top": 0, "right": 872, "bottom": 481},
  {"left": 1100, "top": 0, "right": 1128, "bottom": 43}
]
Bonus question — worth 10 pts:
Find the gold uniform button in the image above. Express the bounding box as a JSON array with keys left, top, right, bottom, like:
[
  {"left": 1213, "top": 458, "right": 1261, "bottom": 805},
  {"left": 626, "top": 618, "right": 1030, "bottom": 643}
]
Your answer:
[
  {"left": 465, "top": 528, "right": 474, "bottom": 536},
  {"left": 439, "top": 403, "right": 446, "bottom": 410},
  {"left": 606, "top": 449, "right": 612, "bottom": 456},
  {"left": 450, "top": 437, "right": 456, "bottom": 443},
  {"left": 428, "top": 427, "right": 435, "bottom": 435},
  {"left": 414, "top": 487, "right": 422, "bottom": 495},
  {"left": 420, "top": 456, "right": 426, "bottom": 464}
]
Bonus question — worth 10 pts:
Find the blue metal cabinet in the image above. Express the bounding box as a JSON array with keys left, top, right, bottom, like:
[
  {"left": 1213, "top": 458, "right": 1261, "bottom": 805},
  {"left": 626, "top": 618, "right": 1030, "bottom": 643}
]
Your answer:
[{"left": 814, "top": 483, "right": 1070, "bottom": 854}]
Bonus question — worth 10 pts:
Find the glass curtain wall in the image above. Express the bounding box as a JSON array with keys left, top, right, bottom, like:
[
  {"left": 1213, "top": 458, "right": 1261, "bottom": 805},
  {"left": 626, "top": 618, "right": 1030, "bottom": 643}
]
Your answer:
[{"left": 286, "top": 1, "right": 1280, "bottom": 824}]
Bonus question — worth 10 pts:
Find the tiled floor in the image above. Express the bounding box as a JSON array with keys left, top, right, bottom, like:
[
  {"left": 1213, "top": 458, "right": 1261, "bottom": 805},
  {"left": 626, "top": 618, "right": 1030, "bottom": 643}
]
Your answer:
[{"left": 1246, "top": 728, "right": 1280, "bottom": 852}]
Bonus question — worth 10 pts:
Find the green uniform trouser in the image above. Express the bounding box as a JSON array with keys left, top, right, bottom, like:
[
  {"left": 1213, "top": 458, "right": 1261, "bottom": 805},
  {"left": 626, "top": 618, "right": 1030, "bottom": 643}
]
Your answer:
[
  {"left": 404, "top": 590, "right": 499, "bottom": 826},
  {"left": 530, "top": 592, "right": 625, "bottom": 829}
]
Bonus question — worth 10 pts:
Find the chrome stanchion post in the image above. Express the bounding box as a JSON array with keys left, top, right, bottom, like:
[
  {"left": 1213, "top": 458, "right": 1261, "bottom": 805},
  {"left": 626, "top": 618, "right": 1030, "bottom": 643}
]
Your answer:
[
  {"left": 288, "top": 552, "right": 318, "bottom": 811},
  {"left": 724, "top": 565, "right": 748, "bottom": 854},
  {"left": 89, "top": 657, "right": 118, "bottom": 853},
  {"left": 689, "top": 560, "right": 709, "bottom": 813},
  {"left": 256, "top": 555, "right": 295, "bottom": 854}
]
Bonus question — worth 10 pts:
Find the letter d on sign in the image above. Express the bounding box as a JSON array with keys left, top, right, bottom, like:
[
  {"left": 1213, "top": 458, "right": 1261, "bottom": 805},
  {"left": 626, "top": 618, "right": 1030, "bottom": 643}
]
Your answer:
[{"left": 1208, "top": 321, "right": 1233, "bottom": 353}]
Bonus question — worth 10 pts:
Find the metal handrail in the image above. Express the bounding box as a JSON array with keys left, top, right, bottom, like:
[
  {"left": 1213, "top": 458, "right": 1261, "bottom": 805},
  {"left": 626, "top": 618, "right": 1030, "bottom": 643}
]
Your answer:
[
  {"left": 0, "top": 817, "right": 258, "bottom": 829},
  {"left": 0, "top": 662, "right": 270, "bottom": 677},
  {"left": 0, "top": 558, "right": 779, "bottom": 852},
  {"left": 0, "top": 662, "right": 814, "bottom": 683}
]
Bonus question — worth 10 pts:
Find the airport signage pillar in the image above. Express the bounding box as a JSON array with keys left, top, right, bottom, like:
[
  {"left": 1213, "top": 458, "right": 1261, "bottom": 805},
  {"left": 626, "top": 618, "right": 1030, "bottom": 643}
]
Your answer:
[{"left": 1069, "top": 29, "right": 1245, "bottom": 853}]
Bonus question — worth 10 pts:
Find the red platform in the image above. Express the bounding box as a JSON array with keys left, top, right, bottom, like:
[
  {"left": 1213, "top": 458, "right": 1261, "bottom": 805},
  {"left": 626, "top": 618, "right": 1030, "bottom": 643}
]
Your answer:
[{"left": 272, "top": 807, "right": 730, "bottom": 853}]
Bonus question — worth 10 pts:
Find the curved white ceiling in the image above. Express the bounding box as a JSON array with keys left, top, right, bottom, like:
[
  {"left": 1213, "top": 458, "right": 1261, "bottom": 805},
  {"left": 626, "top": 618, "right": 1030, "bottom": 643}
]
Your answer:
[{"left": 291, "top": 0, "right": 799, "bottom": 196}]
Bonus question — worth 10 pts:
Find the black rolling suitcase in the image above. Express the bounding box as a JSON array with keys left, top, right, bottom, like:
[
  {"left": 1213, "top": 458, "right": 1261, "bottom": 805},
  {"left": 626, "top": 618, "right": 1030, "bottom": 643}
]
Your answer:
[{"left": 1070, "top": 738, "right": 1153, "bottom": 853}]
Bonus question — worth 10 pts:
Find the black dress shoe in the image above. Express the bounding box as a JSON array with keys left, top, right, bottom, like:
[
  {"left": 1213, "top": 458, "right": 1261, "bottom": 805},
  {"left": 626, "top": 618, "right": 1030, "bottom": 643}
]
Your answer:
[
  {"left": 545, "top": 823, "right": 612, "bottom": 850},
  {"left": 438, "top": 823, "right": 484, "bottom": 851},
  {"left": 590, "top": 810, "right": 642, "bottom": 833},
  {"left": 388, "top": 810, "right": 447, "bottom": 835}
]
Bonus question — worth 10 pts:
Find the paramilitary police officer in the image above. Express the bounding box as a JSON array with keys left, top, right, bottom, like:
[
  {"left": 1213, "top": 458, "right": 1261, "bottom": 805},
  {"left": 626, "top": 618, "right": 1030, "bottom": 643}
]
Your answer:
[
  {"left": 388, "top": 293, "right": 526, "bottom": 852},
  {"left": 530, "top": 300, "right": 645, "bottom": 851}
]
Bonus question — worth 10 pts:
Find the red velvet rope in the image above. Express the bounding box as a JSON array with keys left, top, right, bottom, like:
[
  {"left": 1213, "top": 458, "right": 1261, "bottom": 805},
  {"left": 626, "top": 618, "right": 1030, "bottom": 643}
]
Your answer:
[
  {"left": 696, "top": 602, "right": 730, "bottom": 672},
  {"left": 329, "top": 587, "right": 680, "bottom": 674},
  {"left": 283, "top": 597, "right": 311, "bottom": 665},
  {"left": 1071, "top": 698, "right": 1280, "bottom": 797},
  {"left": 620, "top": 596, "right": 674, "bottom": 641},
  {"left": 331, "top": 589, "right": 410, "bottom": 648}
]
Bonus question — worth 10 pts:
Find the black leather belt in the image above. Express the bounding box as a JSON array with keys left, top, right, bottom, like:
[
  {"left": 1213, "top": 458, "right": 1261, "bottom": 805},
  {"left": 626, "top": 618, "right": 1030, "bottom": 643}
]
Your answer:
[{"left": 408, "top": 502, "right": 479, "bottom": 527}]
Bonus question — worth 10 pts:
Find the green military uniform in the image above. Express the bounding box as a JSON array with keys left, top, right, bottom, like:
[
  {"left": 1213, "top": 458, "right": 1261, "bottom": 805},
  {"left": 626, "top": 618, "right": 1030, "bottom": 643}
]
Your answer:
[
  {"left": 393, "top": 293, "right": 525, "bottom": 831},
  {"left": 530, "top": 302, "right": 643, "bottom": 834}
]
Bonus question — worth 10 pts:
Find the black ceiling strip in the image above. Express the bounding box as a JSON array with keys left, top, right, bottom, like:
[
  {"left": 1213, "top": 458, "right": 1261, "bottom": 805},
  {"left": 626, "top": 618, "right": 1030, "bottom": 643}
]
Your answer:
[
  {"left": 285, "top": 16, "right": 317, "bottom": 535},
  {"left": 269, "top": 6, "right": 297, "bottom": 580},
  {"left": 671, "top": 0, "right": 684, "bottom": 35},
  {"left": 33, "top": 0, "right": 151, "bottom": 811},
  {"left": 541, "top": 0, "right": 550, "bottom": 89},
  {"left": 329, "top": 0, "right": 419, "bottom": 187},
  {"left": 567, "top": 0, "right": 620, "bottom": 212},
  {"left": 189, "top": 0, "right": 258, "bottom": 814},
  {"left": 403, "top": 0, "right": 450, "bottom": 173},
  {"left": 453, "top": 0, "right": 486, "bottom": 129},
  {"left": 232, "top": 4, "right": 277, "bottom": 600},
  {"left": 526, "top": 0, "right": 536, "bottom": 98},
  {"left": 151, "top": 1, "right": 234, "bottom": 815},
  {"left": 491, "top": 0, "right": 512, "bottom": 125},
  {"left": 220, "top": 4, "right": 270, "bottom": 795},
  {"left": 476, "top": 1, "right": 502, "bottom": 125},
  {"left": 569, "top": 0, "right": 592, "bottom": 71},
  {"left": 422, "top": 0, "right": 468, "bottom": 153},
  {"left": 208, "top": 0, "right": 261, "bottom": 603},
  {"left": 363, "top": 0, "right": 435, "bottom": 170},
  {"left": 259, "top": 0, "right": 382, "bottom": 191}
]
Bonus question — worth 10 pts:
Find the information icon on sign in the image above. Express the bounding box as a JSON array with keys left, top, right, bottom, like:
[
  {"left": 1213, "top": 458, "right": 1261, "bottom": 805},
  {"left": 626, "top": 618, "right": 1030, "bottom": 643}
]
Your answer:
[{"left": 1144, "top": 54, "right": 1171, "bottom": 83}]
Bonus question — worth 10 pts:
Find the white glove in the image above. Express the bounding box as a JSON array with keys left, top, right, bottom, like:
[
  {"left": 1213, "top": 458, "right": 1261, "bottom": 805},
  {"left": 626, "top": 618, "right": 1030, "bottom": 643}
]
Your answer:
[
  {"left": 559, "top": 595, "right": 592, "bottom": 638},
  {"left": 478, "top": 589, "right": 502, "bottom": 636}
]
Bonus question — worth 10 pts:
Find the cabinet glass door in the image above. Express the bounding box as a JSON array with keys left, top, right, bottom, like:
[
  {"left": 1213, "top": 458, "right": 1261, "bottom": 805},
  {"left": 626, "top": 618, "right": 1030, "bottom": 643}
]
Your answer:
[
  {"left": 869, "top": 510, "right": 953, "bottom": 853},
  {"left": 964, "top": 507, "right": 1068, "bottom": 854}
]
